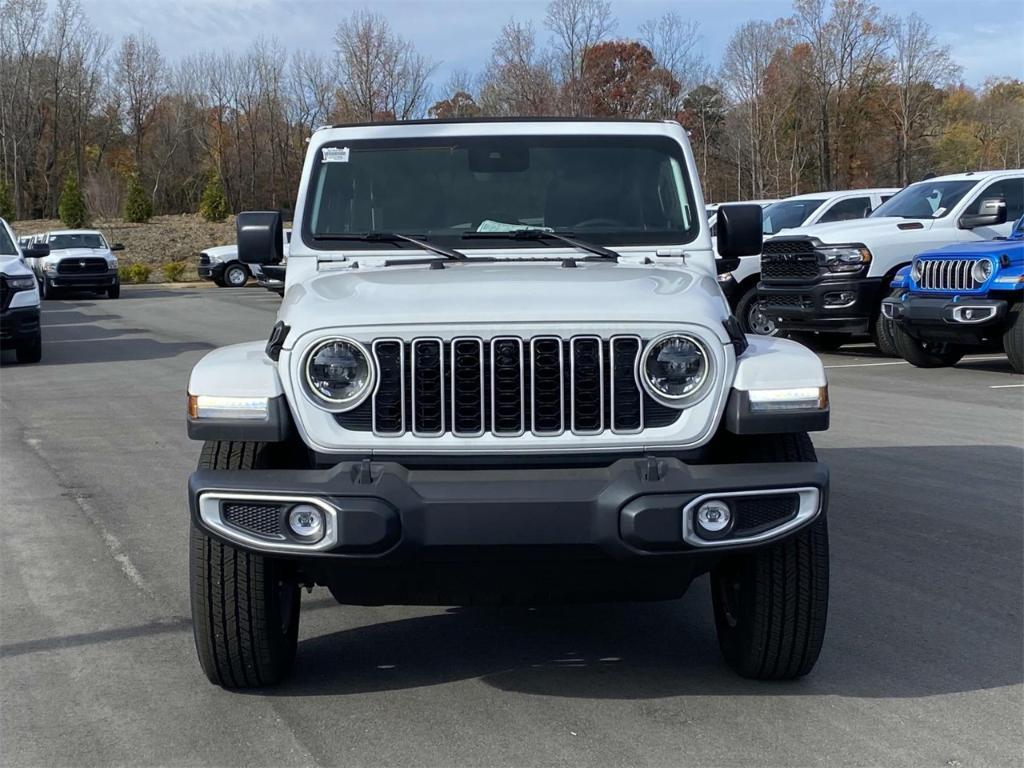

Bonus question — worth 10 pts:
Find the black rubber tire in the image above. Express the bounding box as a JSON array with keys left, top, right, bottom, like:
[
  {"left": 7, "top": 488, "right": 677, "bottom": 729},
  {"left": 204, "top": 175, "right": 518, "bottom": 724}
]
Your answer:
[
  {"left": 736, "top": 284, "right": 780, "bottom": 336},
  {"left": 710, "top": 433, "right": 829, "bottom": 680},
  {"left": 892, "top": 322, "right": 964, "bottom": 368},
  {"left": 213, "top": 277, "right": 226, "bottom": 288},
  {"left": 222, "top": 263, "right": 249, "bottom": 287},
  {"left": 15, "top": 334, "right": 42, "bottom": 363},
  {"left": 871, "top": 306, "right": 898, "bottom": 358},
  {"left": 107, "top": 282, "right": 120, "bottom": 299},
  {"left": 1003, "top": 301, "right": 1023, "bottom": 374},
  {"left": 789, "top": 331, "right": 850, "bottom": 352},
  {"left": 41, "top": 277, "right": 58, "bottom": 300},
  {"left": 190, "top": 441, "right": 300, "bottom": 688}
]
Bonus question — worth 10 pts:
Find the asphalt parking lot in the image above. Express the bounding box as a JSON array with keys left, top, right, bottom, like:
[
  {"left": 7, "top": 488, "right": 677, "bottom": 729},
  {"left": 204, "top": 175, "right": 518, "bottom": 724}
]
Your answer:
[{"left": 1, "top": 285, "right": 1021, "bottom": 768}]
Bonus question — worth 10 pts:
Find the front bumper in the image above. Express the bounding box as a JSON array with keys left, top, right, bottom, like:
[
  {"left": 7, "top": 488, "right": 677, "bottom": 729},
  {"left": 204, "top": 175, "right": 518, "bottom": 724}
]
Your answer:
[
  {"left": 758, "top": 276, "right": 883, "bottom": 334},
  {"left": 47, "top": 270, "right": 118, "bottom": 290},
  {"left": 0, "top": 306, "right": 40, "bottom": 347},
  {"left": 190, "top": 457, "right": 828, "bottom": 561},
  {"left": 197, "top": 262, "right": 225, "bottom": 281},
  {"left": 882, "top": 294, "right": 1009, "bottom": 344}
]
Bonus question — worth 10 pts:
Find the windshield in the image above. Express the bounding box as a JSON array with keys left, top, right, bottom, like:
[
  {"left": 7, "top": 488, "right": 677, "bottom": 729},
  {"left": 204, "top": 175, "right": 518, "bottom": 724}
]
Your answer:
[
  {"left": 305, "top": 135, "right": 699, "bottom": 249},
  {"left": 870, "top": 180, "right": 978, "bottom": 219},
  {"left": 0, "top": 226, "right": 16, "bottom": 256},
  {"left": 48, "top": 232, "right": 107, "bottom": 250},
  {"left": 761, "top": 199, "right": 827, "bottom": 235}
]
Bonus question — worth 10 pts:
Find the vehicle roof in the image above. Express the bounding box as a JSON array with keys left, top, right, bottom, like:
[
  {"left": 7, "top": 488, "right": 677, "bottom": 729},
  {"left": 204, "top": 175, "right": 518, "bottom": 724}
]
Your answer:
[
  {"left": 323, "top": 117, "right": 676, "bottom": 130},
  {"left": 311, "top": 119, "right": 687, "bottom": 144},
  {"left": 910, "top": 169, "right": 1024, "bottom": 183},
  {"left": 44, "top": 229, "right": 104, "bottom": 236},
  {"left": 778, "top": 188, "right": 901, "bottom": 202}
]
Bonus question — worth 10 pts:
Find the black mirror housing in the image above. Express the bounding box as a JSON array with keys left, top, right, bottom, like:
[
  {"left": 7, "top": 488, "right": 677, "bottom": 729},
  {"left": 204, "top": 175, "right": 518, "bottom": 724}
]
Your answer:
[
  {"left": 111, "top": 243, "right": 125, "bottom": 252},
  {"left": 959, "top": 197, "right": 1007, "bottom": 229},
  {"left": 237, "top": 211, "right": 284, "bottom": 265},
  {"left": 716, "top": 257, "right": 741, "bottom": 274},
  {"left": 716, "top": 204, "right": 763, "bottom": 258},
  {"left": 23, "top": 242, "right": 50, "bottom": 259}
]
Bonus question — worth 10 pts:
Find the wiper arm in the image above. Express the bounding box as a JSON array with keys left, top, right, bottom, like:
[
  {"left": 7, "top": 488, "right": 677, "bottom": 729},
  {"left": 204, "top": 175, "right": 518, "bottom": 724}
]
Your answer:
[
  {"left": 462, "top": 229, "right": 619, "bottom": 261},
  {"left": 312, "top": 232, "right": 467, "bottom": 261}
]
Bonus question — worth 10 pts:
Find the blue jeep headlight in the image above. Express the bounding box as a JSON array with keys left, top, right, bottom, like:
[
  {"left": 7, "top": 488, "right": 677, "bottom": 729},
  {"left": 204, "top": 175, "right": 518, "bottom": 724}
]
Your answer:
[
  {"left": 911, "top": 260, "right": 924, "bottom": 282},
  {"left": 971, "top": 259, "right": 993, "bottom": 283}
]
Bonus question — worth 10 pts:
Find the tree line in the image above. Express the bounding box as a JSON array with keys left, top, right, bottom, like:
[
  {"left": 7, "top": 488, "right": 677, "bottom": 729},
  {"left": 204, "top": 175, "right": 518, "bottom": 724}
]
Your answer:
[{"left": 1, "top": 0, "right": 1021, "bottom": 223}]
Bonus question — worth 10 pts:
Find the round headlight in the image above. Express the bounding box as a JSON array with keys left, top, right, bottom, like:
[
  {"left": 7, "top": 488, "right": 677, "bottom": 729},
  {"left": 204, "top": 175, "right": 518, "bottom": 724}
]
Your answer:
[
  {"left": 971, "top": 259, "right": 993, "bottom": 283},
  {"left": 911, "top": 260, "right": 923, "bottom": 281},
  {"left": 640, "top": 333, "right": 711, "bottom": 406},
  {"left": 304, "top": 338, "right": 374, "bottom": 409}
]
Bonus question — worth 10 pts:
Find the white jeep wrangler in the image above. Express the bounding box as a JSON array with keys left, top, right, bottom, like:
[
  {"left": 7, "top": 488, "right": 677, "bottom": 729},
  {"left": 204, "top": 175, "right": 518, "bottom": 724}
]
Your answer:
[{"left": 186, "top": 119, "right": 832, "bottom": 688}]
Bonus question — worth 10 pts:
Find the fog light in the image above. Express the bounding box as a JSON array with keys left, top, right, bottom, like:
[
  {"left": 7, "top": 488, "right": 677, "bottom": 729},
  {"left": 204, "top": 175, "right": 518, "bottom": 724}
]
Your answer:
[
  {"left": 695, "top": 499, "right": 732, "bottom": 538},
  {"left": 823, "top": 291, "right": 856, "bottom": 308},
  {"left": 287, "top": 504, "right": 325, "bottom": 543}
]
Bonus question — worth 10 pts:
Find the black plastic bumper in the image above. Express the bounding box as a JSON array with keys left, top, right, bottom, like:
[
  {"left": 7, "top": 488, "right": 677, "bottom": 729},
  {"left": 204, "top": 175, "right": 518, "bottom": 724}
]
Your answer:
[
  {"left": 884, "top": 294, "right": 1009, "bottom": 343},
  {"left": 197, "top": 262, "right": 224, "bottom": 281},
  {"left": 189, "top": 457, "right": 828, "bottom": 561},
  {"left": 758, "top": 276, "right": 883, "bottom": 334},
  {"left": 0, "top": 306, "right": 40, "bottom": 346},
  {"left": 48, "top": 271, "right": 118, "bottom": 290}
]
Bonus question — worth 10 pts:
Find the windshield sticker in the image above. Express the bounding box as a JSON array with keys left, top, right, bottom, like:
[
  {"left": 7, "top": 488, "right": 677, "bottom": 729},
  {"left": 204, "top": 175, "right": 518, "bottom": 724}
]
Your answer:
[
  {"left": 933, "top": 207, "right": 946, "bottom": 217},
  {"left": 322, "top": 147, "right": 350, "bottom": 163},
  {"left": 477, "top": 219, "right": 553, "bottom": 233}
]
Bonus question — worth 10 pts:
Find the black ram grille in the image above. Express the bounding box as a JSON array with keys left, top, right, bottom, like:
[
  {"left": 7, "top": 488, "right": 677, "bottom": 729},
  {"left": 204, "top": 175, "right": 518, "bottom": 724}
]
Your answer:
[
  {"left": 339, "top": 335, "right": 683, "bottom": 437},
  {"left": 57, "top": 257, "right": 108, "bottom": 274},
  {"left": 760, "top": 240, "right": 820, "bottom": 280},
  {"left": 761, "top": 293, "right": 806, "bottom": 307}
]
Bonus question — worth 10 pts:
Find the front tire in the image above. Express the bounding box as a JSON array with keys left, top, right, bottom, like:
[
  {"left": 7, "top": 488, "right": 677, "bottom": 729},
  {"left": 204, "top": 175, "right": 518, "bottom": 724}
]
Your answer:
[
  {"left": 872, "top": 306, "right": 898, "bottom": 357},
  {"left": 892, "top": 323, "right": 964, "bottom": 368},
  {"left": 710, "top": 433, "right": 828, "bottom": 680},
  {"left": 1003, "top": 301, "right": 1023, "bottom": 373},
  {"left": 736, "top": 285, "right": 780, "bottom": 336},
  {"left": 41, "top": 277, "right": 58, "bottom": 300},
  {"left": 15, "top": 334, "right": 42, "bottom": 363},
  {"left": 107, "top": 282, "right": 120, "bottom": 299},
  {"left": 190, "top": 441, "right": 300, "bottom": 688},
  {"left": 223, "top": 262, "right": 249, "bottom": 287}
]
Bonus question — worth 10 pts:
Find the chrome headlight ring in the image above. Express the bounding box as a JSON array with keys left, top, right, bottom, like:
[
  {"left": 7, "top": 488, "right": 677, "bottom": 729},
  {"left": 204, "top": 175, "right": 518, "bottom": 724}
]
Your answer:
[
  {"left": 971, "top": 259, "right": 993, "bottom": 283},
  {"left": 302, "top": 337, "right": 376, "bottom": 412},
  {"left": 637, "top": 332, "right": 715, "bottom": 409}
]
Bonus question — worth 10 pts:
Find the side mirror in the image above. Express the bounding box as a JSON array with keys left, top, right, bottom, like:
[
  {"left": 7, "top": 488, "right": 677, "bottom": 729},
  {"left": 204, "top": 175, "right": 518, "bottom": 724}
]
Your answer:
[
  {"left": 110, "top": 243, "right": 125, "bottom": 252},
  {"left": 716, "top": 257, "right": 741, "bottom": 274},
  {"left": 716, "top": 204, "right": 763, "bottom": 257},
  {"left": 23, "top": 242, "right": 50, "bottom": 259},
  {"left": 237, "top": 211, "right": 284, "bottom": 265},
  {"left": 959, "top": 197, "right": 1007, "bottom": 229}
]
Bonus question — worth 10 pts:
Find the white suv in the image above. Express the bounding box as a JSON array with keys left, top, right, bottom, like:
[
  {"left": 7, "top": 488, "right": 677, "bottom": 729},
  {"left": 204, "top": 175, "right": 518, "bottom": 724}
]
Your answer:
[{"left": 720, "top": 188, "right": 898, "bottom": 336}]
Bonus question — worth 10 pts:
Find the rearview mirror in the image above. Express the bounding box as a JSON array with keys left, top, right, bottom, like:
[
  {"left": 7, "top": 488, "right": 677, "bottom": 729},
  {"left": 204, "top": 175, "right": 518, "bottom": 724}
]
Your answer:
[
  {"left": 110, "top": 243, "right": 125, "bottom": 252},
  {"left": 237, "top": 211, "right": 284, "bottom": 265},
  {"left": 959, "top": 198, "right": 1007, "bottom": 229},
  {"left": 716, "top": 204, "right": 763, "bottom": 257},
  {"left": 23, "top": 242, "right": 50, "bottom": 259}
]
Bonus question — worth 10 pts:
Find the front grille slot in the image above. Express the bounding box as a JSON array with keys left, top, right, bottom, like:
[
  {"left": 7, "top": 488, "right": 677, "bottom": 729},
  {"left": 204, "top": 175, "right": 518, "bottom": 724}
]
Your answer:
[
  {"left": 732, "top": 495, "right": 799, "bottom": 536},
  {"left": 918, "top": 258, "right": 981, "bottom": 291},
  {"left": 761, "top": 240, "right": 820, "bottom": 280},
  {"left": 57, "top": 257, "right": 107, "bottom": 274},
  {"left": 221, "top": 502, "right": 285, "bottom": 539},
  {"left": 338, "top": 334, "right": 681, "bottom": 437},
  {"left": 199, "top": 254, "right": 211, "bottom": 265},
  {"left": 761, "top": 293, "right": 806, "bottom": 307}
]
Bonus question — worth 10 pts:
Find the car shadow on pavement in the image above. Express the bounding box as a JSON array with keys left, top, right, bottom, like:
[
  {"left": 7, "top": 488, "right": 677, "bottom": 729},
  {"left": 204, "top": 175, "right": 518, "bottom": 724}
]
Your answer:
[{"left": 245, "top": 444, "right": 1023, "bottom": 702}]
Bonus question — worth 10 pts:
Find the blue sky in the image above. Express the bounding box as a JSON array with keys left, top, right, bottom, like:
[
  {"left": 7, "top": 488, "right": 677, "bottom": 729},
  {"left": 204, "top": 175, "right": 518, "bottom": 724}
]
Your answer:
[{"left": 81, "top": 0, "right": 1024, "bottom": 88}]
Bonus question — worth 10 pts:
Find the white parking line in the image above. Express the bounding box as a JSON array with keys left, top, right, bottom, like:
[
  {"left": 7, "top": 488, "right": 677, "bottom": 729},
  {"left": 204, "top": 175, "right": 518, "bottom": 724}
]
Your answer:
[
  {"left": 989, "top": 384, "right": 1024, "bottom": 389},
  {"left": 825, "top": 354, "right": 1008, "bottom": 370}
]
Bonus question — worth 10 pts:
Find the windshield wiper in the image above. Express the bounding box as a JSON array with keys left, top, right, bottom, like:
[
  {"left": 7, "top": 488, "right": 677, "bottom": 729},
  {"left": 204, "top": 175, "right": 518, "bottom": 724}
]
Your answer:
[
  {"left": 312, "top": 232, "right": 467, "bottom": 261},
  {"left": 462, "top": 229, "right": 619, "bottom": 261}
]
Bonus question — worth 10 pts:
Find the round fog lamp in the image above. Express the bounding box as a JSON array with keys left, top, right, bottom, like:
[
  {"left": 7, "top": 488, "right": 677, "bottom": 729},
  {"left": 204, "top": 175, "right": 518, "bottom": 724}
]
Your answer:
[
  {"left": 287, "top": 504, "right": 325, "bottom": 542},
  {"left": 695, "top": 499, "right": 732, "bottom": 537}
]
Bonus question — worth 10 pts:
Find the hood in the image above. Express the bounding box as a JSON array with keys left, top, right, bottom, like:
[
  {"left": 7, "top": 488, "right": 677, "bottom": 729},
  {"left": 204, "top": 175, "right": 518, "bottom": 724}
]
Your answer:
[
  {"left": 917, "top": 237, "right": 1024, "bottom": 261},
  {"left": 201, "top": 244, "right": 238, "bottom": 262},
  {"left": 775, "top": 216, "right": 936, "bottom": 243},
  {"left": 48, "top": 247, "right": 111, "bottom": 261},
  {"left": 1, "top": 255, "right": 33, "bottom": 277},
  {"left": 279, "top": 261, "right": 725, "bottom": 336}
]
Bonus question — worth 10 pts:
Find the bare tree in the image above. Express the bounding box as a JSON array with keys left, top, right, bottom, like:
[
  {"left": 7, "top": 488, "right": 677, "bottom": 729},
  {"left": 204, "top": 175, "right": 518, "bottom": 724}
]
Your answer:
[
  {"left": 544, "top": 0, "right": 615, "bottom": 115},
  {"left": 116, "top": 31, "right": 164, "bottom": 169},
  {"left": 640, "top": 11, "right": 708, "bottom": 118},
  {"left": 887, "top": 12, "right": 961, "bottom": 184},
  {"left": 479, "top": 19, "right": 557, "bottom": 117}
]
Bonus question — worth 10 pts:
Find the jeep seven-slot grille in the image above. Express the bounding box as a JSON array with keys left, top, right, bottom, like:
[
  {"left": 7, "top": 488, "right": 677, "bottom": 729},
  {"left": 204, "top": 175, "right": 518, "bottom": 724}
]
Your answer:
[
  {"left": 56, "top": 257, "right": 107, "bottom": 274},
  {"left": 760, "top": 240, "right": 820, "bottom": 280},
  {"left": 916, "top": 258, "right": 983, "bottom": 292},
  {"left": 337, "top": 336, "right": 682, "bottom": 437}
]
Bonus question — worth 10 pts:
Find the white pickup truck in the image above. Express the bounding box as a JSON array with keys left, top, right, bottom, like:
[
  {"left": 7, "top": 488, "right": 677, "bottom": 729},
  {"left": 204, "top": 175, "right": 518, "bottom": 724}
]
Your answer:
[
  {"left": 758, "top": 170, "right": 1024, "bottom": 352},
  {"left": 719, "top": 189, "right": 898, "bottom": 336},
  {"left": 1, "top": 218, "right": 48, "bottom": 362}
]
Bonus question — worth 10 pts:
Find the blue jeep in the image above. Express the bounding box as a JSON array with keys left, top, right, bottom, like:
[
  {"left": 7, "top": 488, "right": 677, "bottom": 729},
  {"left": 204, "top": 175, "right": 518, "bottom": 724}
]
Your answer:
[{"left": 883, "top": 214, "right": 1024, "bottom": 372}]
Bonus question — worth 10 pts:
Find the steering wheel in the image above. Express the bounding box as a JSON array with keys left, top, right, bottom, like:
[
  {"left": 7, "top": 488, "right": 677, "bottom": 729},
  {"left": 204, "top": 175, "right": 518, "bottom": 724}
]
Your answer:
[{"left": 572, "top": 217, "right": 627, "bottom": 229}]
